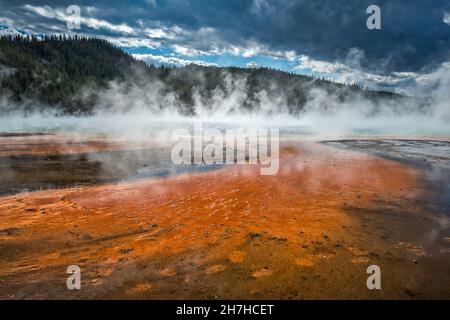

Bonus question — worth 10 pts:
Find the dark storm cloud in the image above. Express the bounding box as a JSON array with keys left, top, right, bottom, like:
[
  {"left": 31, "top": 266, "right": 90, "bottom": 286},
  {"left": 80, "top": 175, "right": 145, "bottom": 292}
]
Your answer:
[{"left": 1, "top": 0, "right": 449, "bottom": 73}]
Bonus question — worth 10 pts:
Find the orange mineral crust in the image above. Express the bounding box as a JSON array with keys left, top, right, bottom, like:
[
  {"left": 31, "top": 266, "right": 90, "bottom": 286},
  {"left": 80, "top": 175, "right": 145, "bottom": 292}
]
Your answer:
[{"left": 0, "top": 141, "right": 449, "bottom": 299}]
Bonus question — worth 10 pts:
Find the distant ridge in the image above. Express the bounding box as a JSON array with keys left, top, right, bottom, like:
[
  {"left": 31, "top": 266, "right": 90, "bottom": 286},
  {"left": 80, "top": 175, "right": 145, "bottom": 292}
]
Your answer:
[{"left": 0, "top": 32, "right": 401, "bottom": 115}]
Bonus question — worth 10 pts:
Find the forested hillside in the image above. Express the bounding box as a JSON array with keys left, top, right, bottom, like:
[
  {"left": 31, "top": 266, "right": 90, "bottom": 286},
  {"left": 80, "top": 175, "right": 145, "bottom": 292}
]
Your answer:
[
  {"left": 0, "top": 36, "right": 147, "bottom": 112},
  {"left": 0, "top": 35, "right": 401, "bottom": 115}
]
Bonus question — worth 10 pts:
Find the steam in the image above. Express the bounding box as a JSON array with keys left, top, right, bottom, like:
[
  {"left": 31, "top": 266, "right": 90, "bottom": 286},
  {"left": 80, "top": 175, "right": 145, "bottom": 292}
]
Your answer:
[{"left": 0, "top": 61, "right": 449, "bottom": 138}]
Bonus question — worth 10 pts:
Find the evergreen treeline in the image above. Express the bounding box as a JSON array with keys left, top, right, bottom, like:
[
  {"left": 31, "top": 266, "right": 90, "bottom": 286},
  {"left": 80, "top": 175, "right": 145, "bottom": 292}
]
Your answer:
[{"left": 0, "top": 35, "right": 400, "bottom": 115}]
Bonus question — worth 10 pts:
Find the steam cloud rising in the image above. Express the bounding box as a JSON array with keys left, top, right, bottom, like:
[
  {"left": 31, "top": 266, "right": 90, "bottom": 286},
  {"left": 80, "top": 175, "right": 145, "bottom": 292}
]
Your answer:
[{"left": 1, "top": 62, "right": 449, "bottom": 138}]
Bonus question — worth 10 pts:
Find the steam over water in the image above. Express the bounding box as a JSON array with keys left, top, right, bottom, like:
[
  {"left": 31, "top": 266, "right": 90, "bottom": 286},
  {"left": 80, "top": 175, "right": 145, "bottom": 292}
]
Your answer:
[
  {"left": 1, "top": 108, "right": 450, "bottom": 138},
  {"left": 1, "top": 60, "right": 449, "bottom": 137},
  {"left": 1, "top": 65, "right": 449, "bottom": 199}
]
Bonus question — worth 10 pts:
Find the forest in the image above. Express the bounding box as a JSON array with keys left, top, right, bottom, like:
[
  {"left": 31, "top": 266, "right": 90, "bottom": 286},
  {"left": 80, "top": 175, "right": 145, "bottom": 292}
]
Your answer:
[{"left": 0, "top": 35, "right": 401, "bottom": 115}]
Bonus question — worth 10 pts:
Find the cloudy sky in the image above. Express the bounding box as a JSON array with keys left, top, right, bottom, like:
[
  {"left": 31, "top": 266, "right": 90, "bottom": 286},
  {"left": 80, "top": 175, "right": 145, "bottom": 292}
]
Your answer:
[{"left": 0, "top": 0, "right": 449, "bottom": 93}]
